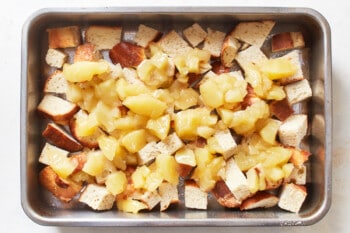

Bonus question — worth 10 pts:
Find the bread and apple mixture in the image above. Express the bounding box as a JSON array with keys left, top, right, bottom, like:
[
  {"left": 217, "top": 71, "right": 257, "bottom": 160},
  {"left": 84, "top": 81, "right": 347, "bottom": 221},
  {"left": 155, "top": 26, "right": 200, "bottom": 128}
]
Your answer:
[{"left": 37, "top": 21, "right": 312, "bottom": 214}]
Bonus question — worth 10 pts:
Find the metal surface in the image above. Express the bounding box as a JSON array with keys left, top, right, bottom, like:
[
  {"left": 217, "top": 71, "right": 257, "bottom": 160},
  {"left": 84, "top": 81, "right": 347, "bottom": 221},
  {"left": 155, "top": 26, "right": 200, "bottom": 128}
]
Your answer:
[{"left": 20, "top": 7, "right": 332, "bottom": 227}]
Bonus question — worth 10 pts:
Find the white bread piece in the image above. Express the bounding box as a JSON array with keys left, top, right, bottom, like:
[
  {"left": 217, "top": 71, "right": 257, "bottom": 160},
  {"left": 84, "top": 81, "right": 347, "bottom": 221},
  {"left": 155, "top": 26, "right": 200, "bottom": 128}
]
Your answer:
[
  {"left": 157, "top": 30, "right": 191, "bottom": 57},
  {"left": 279, "top": 50, "right": 305, "bottom": 85},
  {"left": 47, "top": 26, "right": 81, "bottom": 49},
  {"left": 43, "top": 70, "right": 68, "bottom": 95},
  {"left": 42, "top": 122, "right": 83, "bottom": 152},
  {"left": 224, "top": 158, "right": 251, "bottom": 202},
  {"left": 38, "top": 142, "right": 70, "bottom": 166},
  {"left": 45, "top": 48, "right": 67, "bottom": 68},
  {"left": 235, "top": 45, "right": 268, "bottom": 72},
  {"left": 158, "top": 182, "right": 179, "bottom": 211},
  {"left": 212, "top": 180, "right": 240, "bottom": 208},
  {"left": 240, "top": 191, "right": 279, "bottom": 210},
  {"left": 272, "top": 31, "right": 305, "bottom": 52},
  {"left": 138, "top": 141, "right": 167, "bottom": 165},
  {"left": 221, "top": 35, "right": 241, "bottom": 67},
  {"left": 79, "top": 184, "right": 115, "bottom": 211},
  {"left": 74, "top": 43, "right": 102, "bottom": 63},
  {"left": 85, "top": 26, "right": 122, "bottom": 50},
  {"left": 185, "top": 180, "right": 208, "bottom": 210},
  {"left": 137, "top": 191, "right": 161, "bottom": 210},
  {"left": 134, "top": 24, "right": 162, "bottom": 48},
  {"left": 138, "top": 133, "right": 184, "bottom": 165},
  {"left": 213, "top": 129, "right": 237, "bottom": 160},
  {"left": 37, "top": 94, "right": 79, "bottom": 124},
  {"left": 278, "top": 114, "right": 308, "bottom": 148},
  {"left": 284, "top": 165, "right": 307, "bottom": 185},
  {"left": 231, "top": 20, "right": 275, "bottom": 47},
  {"left": 157, "top": 132, "right": 184, "bottom": 155},
  {"left": 183, "top": 23, "right": 207, "bottom": 47},
  {"left": 284, "top": 79, "right": 312, "bottom": 105},
  {"left": 278, "top": 183, "right": 307, "bottom": 213},
  {"left": 202, "top": 28, "right": 226, "bottom": 57}
]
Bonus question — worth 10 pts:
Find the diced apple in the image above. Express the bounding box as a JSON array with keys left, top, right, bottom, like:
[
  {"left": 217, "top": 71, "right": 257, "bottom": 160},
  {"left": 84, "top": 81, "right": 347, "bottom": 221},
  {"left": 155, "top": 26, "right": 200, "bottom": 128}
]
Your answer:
[
  {"left": 146, "top": 114, "right": 170, "bottom": 140},
  {"left": 105, "top": 171, "right": 127, "bottom": 195},
  {"left": 123, "top": 94, "right": 167, "bottom": 118},
  {"left": 63, "top": 61, "right": 110, "bottom": 82},
  {"left": 121, "top": 129, "right": 147, "bottom": 153}
]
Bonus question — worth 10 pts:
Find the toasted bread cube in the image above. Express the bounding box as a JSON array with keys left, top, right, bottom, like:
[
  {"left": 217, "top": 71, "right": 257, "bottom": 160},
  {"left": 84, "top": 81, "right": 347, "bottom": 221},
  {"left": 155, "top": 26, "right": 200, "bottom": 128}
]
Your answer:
[
  {"left": 278, "top": 183, "right": 307, "bottom": 213},
  {"left": 74, "top": 43, "right": 102, "bottom": 63},
  {"left": 137, "top": 191, "right": 161, "bottom": 210},
  {"left": 43, "top": 70, "right": 68, "bottom": 95},
  {"left": 272, "top": 31, "right": 305, "bottom": 52},
  {"left": 157, "top": 132, "right": 184, "bottom": 155},
  {"left": 134, "top": 24, "right": 162, "bottom": 48},
  {"left": 221, "top": 35, "right": 241, "bottom": 67},
  {"left": 278, "top": 114, "right": 308, "bottom": 148},
  {"left": 159, "top": 182, "right": 179, "bottom": 211},
  {"left": 79, "top": 184, "right": 115, "bottom": 211},
  {"left": 212, "top": 180, "right": 240, "bottom": 208},
  {"left": 183, "top": 23, "right": 207, "bottom": 47},
  {"left": 185, "top": 180, "right": 207, "bottom": 210},
  {"left": 39, "top": 166, "right": 82, "bottom": 202},
  {"left": 235, "top": 45, "right": 268, "bottom": 72},
  {"left": 284, "top": 79, "right": 312, "bottom": 105},
  {"left": 138, "top": 141, "right": 165, "bottom": 165},
  {"left": 225, "top": 158, "right": 251, "bottom": 202},
  {"left": 109, "top": 42, "right": 145, "bottom": 68},
  {"left": 47, "top": 26, "right": 81, "bottom": 49},
  {"left": 37, "top": 94, "right": 79, "bottom": 124},
  {"left": 212, "top": 129, "right": 237, "bottom": 160},
  {"left": 85, "top": 26, "right": 122, "bottom": 50},
  {"left": 240, "top": 191, "right": 279, "bottom": 210},
  {"left": 42, "top": 122, "right": 83, "bottom": 152},
  {"left": 157, "top": 30, "right": 191, "bottom": 57},
  {"left": 231, "top": 20, "right": 275, "bottom": 47},
  {"left": 269, "top": 98, "right": 294, "bottom": 121},
  {"left": 45, "top": 48, "right": 67, "bottom": 68},
  {"left": 202, "top": 28, "right": 226, "bottom": 57}
]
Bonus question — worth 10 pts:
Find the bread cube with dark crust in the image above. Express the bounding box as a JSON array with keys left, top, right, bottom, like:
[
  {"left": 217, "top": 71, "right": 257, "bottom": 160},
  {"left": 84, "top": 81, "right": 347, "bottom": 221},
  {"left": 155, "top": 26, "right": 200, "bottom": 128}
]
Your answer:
[
  {"left": 109, "top": 42, "right": 146, "bottom": 68},
  {"left": 47, "top": 26, "right": 81, "bottom": 49}
]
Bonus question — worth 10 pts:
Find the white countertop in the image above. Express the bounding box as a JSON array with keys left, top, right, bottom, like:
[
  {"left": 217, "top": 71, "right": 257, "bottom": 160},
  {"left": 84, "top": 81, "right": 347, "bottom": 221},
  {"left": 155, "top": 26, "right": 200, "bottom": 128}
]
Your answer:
[{"left": 1, "top": 0, "right": 348, "bottom": 232}]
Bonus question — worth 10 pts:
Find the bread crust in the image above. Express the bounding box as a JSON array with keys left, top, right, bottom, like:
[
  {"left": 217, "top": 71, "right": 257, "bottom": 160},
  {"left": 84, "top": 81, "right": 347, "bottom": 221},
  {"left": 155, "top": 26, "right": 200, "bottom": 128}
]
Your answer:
[
  {"left": 42, "top": 123, "right": 83, "bottom": 152},
  {"left": 109, "top": 42, "right": 145, "bottom": 67},
  {"left": 47, "top": 26, "right": 81, "bottom": 49},
  {"left": 39, "top": 166, "right": 82, "bottom": 202}
]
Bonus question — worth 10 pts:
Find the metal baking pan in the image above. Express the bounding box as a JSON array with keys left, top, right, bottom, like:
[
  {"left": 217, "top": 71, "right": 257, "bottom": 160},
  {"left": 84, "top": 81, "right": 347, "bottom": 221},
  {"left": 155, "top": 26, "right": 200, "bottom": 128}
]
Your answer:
[{"left": 20, "top": 7, "right": 332, "bottom": 227}]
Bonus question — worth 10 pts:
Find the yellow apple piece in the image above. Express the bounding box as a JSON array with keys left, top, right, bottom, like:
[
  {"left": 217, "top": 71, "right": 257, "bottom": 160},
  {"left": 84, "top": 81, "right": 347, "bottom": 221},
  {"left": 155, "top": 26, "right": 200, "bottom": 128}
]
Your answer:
[
  {"left": 63, "top": 61, "right": 110, "bottom": 82},
  {"left": 121, "top": 129, "right": 147, "bottom": 153},
  {"left": 156, "top": 154, "right": 179, "bottom": 185},
  {"left": 117, "top": 198, "right": 148, "bottom": 214},
  {"left": 259, "top": 58, "right": 297, "bottom": 80},
  {"left": 259, "top": 119, "right": 281, "bottom": 145},
  {"left": 82, "top": 151, "right": 107, "bottom": 177},
  {"left": 123, "top": 94, "right": 167, "bottom": 118},
  {"left": 105, "top": 171, "right": 127, "bottom": 195},
  {"left": 146, "top": 114, "right": 170, "bottom": 140}
]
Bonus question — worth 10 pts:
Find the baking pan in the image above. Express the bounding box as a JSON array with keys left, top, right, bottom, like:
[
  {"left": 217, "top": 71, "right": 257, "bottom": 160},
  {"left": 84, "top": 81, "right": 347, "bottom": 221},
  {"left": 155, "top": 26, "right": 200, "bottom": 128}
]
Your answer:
[{"left": 20, "top": 7, "right": 332, "bottom": 226}]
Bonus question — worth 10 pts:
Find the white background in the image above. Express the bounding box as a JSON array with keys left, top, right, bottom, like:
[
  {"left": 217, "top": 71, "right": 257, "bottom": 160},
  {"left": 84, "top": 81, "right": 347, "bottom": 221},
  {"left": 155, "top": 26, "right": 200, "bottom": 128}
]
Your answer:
[{"left": 1, "top": 0, "right": 348, "bottom": 232}]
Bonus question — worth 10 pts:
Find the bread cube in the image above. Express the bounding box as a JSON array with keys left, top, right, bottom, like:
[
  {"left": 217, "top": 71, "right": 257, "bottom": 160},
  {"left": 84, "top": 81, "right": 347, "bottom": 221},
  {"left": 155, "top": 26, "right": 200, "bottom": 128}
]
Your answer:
[
  {"left": 284, "top": 79, "right": 312, "bottom": 105},
  {"left": 185, "top": 180, "right": 207, "bottom": 210},
  {"left": 278, "top": 114, "right": 308, "bottom": 148},
  {"left": 45, "top": 48, "right": 67, "bottom": 68},
  {"left": 278, "top": 183, "right": 307, "bottom": 213},
  {"left": 202, "top": 28, "right": 226, "bottom": 57},
  {"left": 47, "top": 26, "right": 81, "bottom": 49},
  {"left": 134, "top": 24, "right": 162, "bottom": 48},
  {"left": 79, "top": 184, "right": 115, "bottom": 211},
  {"left": 183, "top": 23, "right": 207, "bottom": 47},
  {"left": 85, "top": 26, "right": 122, "bottom": 50}
]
